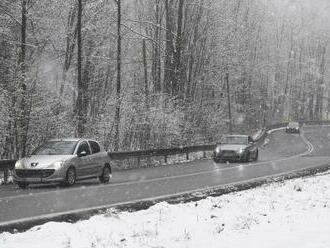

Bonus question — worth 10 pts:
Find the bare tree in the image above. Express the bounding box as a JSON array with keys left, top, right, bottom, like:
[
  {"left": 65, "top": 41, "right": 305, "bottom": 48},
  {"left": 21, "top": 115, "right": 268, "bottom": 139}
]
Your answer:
[
  {"left": 18, "top": 0, "right": 28, "bottom": 157},
  {"left": 76, "top": 0, "right": 85, "bottom": 136},
  {"left": 113, "top": 0, "right": 121, "bottom": 151}
]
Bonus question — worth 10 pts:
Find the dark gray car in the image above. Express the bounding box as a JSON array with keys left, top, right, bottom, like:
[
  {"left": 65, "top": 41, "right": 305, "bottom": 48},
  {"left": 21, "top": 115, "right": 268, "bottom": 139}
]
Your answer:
[
  {"left": 286, "top": 122, "right": 300, "bottom": 133},
  {"left": 213, "top": 135, "right": 258, "bottom": 163}
]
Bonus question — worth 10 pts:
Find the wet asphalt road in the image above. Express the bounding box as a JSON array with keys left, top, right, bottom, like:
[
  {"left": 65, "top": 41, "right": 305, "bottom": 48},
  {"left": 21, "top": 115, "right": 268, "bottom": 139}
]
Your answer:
[{"left": 0, "top": 126, "right": 330, "bottom": 227}]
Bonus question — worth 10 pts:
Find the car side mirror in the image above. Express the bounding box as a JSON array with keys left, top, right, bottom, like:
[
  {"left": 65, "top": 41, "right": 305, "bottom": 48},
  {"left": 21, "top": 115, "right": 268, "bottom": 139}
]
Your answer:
[{"left": 78, "top": 150, "right": 87, "bottom": 157}]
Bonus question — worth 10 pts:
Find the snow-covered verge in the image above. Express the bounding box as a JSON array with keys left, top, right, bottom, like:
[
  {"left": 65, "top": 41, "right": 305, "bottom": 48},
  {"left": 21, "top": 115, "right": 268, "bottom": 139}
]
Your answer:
[{"left": 1, "top": 172, "right": 330, "bottom": 248}]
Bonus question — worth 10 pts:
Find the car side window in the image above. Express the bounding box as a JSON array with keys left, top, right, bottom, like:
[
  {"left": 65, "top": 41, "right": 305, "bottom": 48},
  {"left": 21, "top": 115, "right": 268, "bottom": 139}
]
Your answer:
[
  {"left": 89, "top": 140, "right": 100, "bottom": 154},
  {"left": 77, "top": 141, "right": 91, "bottom": 155}
]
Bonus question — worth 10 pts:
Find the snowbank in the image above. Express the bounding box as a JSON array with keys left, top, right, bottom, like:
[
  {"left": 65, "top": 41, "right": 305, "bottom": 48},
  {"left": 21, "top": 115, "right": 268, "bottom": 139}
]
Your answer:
[{"left": 1, "top": 172, "right": 330, "bottom": 248}]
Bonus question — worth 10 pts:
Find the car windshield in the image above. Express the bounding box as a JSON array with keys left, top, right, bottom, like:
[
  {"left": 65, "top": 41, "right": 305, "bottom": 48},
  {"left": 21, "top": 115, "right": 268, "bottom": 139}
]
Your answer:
[
  {"left": 221, "top": 136, "right": 248, "bottom": 145},
  {"left": 288, "top": 122, "right": 299, "bottom": 128},
  {"left": 32, "top": 141, "right": 78, "bottom": 155}
]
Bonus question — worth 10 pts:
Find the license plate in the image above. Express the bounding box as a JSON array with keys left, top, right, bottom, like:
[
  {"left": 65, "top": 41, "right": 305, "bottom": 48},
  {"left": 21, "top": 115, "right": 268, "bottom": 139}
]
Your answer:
[{"left": 26, "top": 178, "right": 43, "bottom": 183}]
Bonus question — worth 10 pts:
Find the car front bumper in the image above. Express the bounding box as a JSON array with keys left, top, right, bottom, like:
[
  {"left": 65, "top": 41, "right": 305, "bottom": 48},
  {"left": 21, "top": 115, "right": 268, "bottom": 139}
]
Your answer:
[
  {"left": 286, "top": 128, "right": 300, "bottom": 133},
  {"left": 13, "top": 168, "right": 66, "bottom": 184},
  {"left": 213, "top": 150, "right": 247, "bottom": 161}
]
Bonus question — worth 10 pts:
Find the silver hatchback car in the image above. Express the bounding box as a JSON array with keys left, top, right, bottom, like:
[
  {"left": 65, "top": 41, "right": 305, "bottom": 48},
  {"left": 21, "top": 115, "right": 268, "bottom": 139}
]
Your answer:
[{"left": 13, "top": 139, "right": 111, "bottom": 189}]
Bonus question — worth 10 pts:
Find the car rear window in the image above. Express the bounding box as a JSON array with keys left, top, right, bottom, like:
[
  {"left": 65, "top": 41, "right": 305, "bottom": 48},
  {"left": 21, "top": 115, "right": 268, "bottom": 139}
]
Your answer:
[
  {"left": 89, "top": 140, "right": 100, "bottom": 154},
  {"left": 288, "top": 122, "right": 299, "bottom": 128}
]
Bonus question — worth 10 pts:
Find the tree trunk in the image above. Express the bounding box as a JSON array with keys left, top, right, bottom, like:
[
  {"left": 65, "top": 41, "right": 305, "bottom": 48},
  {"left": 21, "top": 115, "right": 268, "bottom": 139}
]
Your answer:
[
  {"left": 173, "top": 0, "right": 184, "bottom": 99},
  {"left": 61, "top": 3, "right": 78, "bottom": 96},
  {"left": 164, "top": 0, "right": 174, "bottom": 96},
  {"left": 76, "top": 0, "right": 85, "bottom": 136},
  {"left": 152, "top": 0, "right": 162, "bottom": 93},
  {"left": 142, "top": 38, "right": 150, "bottom": 149},
  {"left": 225, "top": 70, "right": 233, "bottom": 134},
  {"left": 114, "top": 0, "right": 122, "bottom": 151},
  {"left": 18, "top": 0, "right": 28, "bottom": 157}
]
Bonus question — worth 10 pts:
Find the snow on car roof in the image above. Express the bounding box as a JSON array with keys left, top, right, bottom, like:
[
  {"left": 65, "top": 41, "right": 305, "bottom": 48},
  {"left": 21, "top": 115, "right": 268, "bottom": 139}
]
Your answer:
[
  {"left": 224, "top": 134, "right": 249, "bottom": 137},
  {"left": 49, "top": 138, "right": 83, "bottom": 142},
  {"left": 49, "top": 138, "right": 100, "bottom": 143},
  {"left": 288, "top": 122, "right": 299, "bottom": 126}
]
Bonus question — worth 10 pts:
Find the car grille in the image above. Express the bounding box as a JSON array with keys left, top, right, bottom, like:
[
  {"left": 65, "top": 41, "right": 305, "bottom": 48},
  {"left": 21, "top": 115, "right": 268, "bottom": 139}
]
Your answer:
[
  {"left": 15, "top": 169, "right": 55, "bottom": 178},
  {"left": 220, "top": 150, "right": 238, "bottom": 157}
]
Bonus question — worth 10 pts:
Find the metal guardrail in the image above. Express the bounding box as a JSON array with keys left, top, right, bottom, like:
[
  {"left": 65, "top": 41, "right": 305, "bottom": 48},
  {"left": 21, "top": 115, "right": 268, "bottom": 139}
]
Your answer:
[
  {"left": 265, "top": 120, "right": 330, "bottom": 131},
  {"left": 302, "top": 120, "right": 330, "bottom": 126},
  {"left": 108, "top": 144, "right": 216, "bottom": 163},
  {"left": 0, "top": 160, "right": 16, "bottom": 184}
]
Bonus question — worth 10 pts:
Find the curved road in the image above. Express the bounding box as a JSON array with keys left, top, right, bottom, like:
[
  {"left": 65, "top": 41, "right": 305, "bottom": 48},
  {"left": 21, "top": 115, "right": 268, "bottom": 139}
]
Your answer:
[{"left": 0, "top": 125, "right": 330, "bottom": 229}]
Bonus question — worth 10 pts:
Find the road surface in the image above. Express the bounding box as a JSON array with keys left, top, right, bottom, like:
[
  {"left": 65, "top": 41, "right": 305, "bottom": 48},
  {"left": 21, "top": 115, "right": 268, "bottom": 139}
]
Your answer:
[{"left": 0, "top": 125, "right": 329, "bottom": 230}]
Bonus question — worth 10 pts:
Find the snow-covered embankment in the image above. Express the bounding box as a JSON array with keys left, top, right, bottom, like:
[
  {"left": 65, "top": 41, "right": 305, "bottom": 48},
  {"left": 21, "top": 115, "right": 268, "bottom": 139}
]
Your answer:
[{"left": 1, "top": 172, "right": 330, "bottom": 248}]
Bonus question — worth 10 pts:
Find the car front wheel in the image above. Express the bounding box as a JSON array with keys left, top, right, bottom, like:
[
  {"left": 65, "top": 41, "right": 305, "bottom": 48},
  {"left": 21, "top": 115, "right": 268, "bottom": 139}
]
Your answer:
[
  {"left": 17, "top": 182, "right": 29, "bottom": 189},
  {"left": 65, "top": 167, "right": 76, "bottom": 186},
  {"left": 245, "top": 152, "right": 251, "bottom": 162},
  {"left": 213, "top": 157, "right": 221, "bottom": 163}
]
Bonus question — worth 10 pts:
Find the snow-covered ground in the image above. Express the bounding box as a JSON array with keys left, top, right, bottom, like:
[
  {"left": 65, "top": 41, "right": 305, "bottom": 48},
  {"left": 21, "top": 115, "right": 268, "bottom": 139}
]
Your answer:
[{"left": 1, "top": 172, "right": 330, "bottom": 248}]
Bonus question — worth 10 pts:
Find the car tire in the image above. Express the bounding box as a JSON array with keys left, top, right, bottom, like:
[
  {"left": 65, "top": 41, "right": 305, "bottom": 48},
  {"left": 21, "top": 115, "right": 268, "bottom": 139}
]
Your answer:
[
  {"left": 65, "top": 167, "right": 76, "bottom": 186},
  {"left": 99, "top": 165, "right": 111, "bottom": 184},
  {"left": 213, "top": 157, "right": 221, "bottom": 163},
  {"left": 245, "top": 152, "right": 251, "bottom": 162},
  {"left": 17, "top": 182, "right": 29, "bottom": 189}
]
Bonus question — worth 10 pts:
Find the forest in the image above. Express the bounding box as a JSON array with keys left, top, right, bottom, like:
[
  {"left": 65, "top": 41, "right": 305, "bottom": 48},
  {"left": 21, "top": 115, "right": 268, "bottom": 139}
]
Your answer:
[{"left": 0, "top": 0, "right": 329, "bottom": 158}]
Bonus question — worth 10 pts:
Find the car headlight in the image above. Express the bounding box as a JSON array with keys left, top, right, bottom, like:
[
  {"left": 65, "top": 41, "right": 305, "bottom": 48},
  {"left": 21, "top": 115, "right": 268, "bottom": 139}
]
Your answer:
[
  {"left": 237, "top": 148, "right": 246, "bottom": 154},
  {"left": 50, "top": 161, "right": 65, "bottom": 169},
  {"left": 15, "top": 160, "right": 24, "bottom": 169},
  {"left": 215, "top": 147, "right": 221, "bottom": 153}
]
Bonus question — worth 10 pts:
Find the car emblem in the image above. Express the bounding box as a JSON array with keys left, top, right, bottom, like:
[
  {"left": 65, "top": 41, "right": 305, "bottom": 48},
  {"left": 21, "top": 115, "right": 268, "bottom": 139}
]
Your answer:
[{"left": 31, "top": 162, "right": 38, "bottom": 167}]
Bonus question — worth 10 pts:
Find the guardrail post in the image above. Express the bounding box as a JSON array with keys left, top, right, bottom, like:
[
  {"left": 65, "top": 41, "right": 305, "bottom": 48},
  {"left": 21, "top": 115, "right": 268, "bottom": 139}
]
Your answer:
[
  {"left": 203, "top": 151, "right": 206, "bottom": 158},
  {"left": 4, "top": 169, "right": 8, "bottom": 184},
  {"left": 186, "top": 152, "right": 189, "bottom": 160},
  {"left": 164, "top": 155, "right": 167, "bottom": 164},
  {"left": 137, "top": 157, "right": 140, "bottom": 167}
]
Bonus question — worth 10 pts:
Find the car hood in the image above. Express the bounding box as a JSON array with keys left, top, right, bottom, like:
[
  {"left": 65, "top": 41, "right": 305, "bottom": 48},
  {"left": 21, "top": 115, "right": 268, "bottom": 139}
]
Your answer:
[
  {"left": 21, "top": 155, "right": 75, "bottom": 169},
  {"left": 217, "top": 144, "right": 248, "bottom": 151}
]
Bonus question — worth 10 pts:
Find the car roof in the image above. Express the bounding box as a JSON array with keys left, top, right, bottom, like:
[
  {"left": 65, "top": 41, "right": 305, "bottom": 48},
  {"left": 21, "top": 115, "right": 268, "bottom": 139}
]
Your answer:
[
  {"left": 288, "top": 122, "right": 299, "bottom": 125},
  {"left": 48, "top": 138, "right": 95, "bottom": 142},
  {"left": 223, "top": 134, "right": 249, "bottom": 138},
  {"left": 48, "top": 138, "right": 100, "bottom": 144},
  {"left": 48, "top": 138, "right": 80, "bottom": 142}
]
